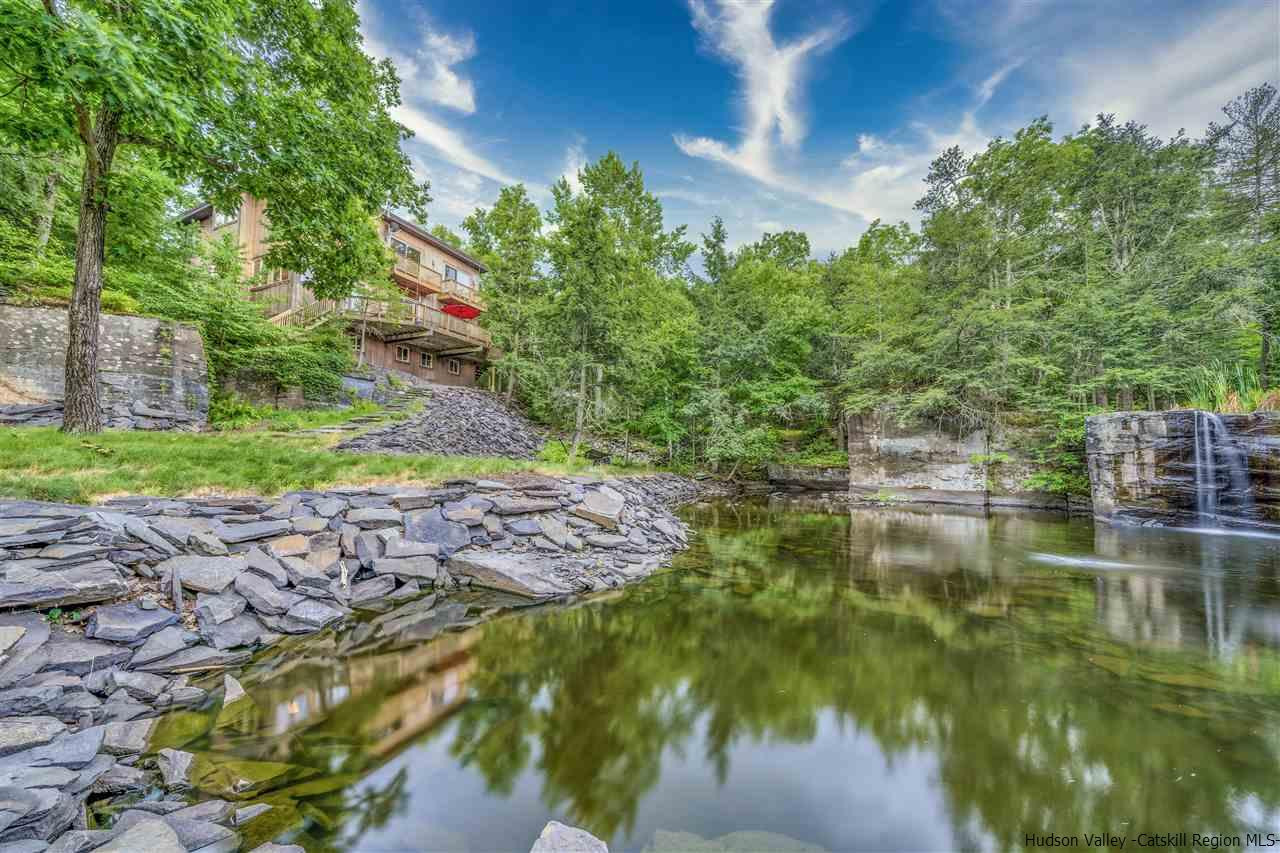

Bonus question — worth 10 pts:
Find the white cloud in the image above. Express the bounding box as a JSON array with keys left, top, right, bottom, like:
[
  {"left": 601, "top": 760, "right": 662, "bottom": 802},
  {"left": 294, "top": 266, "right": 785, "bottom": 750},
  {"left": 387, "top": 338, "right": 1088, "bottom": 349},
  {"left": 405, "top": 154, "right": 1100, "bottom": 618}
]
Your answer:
[
  {"left": 561, "top": 139, "right": 587, "bottom": 194},
  {"left": 393, "top": 104, "right": 519, "bottom": 186},
  {"left": 1057, "top": 1, "right": 1277, "bottom": 139},
  {"left": 420, "top": 30, "right": 477, "bottom": 115},
  {"left": 674, "top": 0, "right": 851, "bottom": 185}
]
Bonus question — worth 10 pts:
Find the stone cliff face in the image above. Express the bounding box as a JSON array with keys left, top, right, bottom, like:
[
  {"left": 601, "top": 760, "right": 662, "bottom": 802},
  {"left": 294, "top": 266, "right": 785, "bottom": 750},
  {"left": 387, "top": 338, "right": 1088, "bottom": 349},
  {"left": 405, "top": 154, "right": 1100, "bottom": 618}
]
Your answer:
[
  {"left": 1086, "top": 410, "right": 1280, "bottom": 527},
  {"left": 845, "top": 411, "right": 1071, "bottom": 510}
]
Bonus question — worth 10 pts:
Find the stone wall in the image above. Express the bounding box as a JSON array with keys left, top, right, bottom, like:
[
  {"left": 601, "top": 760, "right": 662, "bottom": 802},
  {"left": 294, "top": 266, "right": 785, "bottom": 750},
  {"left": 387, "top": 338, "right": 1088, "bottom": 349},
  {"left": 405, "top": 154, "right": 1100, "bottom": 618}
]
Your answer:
[
  {"left": 766, "top": 464, "right": 850, "bottom": 492},
  {"left": 846, "top": 410, "right": 1072, "bottom": 511},
  {"left": 1086, "top": 410, "right": 1280, "bottom": 527},
  {"left": 0, "top": 305, "right": 209, "bottom": 429}
]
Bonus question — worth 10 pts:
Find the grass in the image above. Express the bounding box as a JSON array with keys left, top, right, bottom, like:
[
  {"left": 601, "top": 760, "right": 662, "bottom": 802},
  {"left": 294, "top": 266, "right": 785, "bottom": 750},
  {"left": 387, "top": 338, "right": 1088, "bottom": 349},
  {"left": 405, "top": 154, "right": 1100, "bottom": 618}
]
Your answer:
[
  {"left": 1184, "top": 361, "right": 1280, "bottom": 413},
  {"left": 209, "top": 398, "right": 400, "bottom": 432},
  {"left": 0, "top": 427, "right": 628, "bottom": 504}
]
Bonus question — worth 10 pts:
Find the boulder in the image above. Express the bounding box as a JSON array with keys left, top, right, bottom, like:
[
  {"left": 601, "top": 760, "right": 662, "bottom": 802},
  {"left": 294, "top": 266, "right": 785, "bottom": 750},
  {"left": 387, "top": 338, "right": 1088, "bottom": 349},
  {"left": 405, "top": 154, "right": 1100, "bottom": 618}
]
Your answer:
[
  {"left": 283, "top": 600, "right": 343, "bottom": 630},
  {"left": 194, "top": 592, "right": 247, "bottom": 627},
  {"left": 156, "top": 748, "right": 194, "bottom": 790},
  {"left": 101, "top": 718, "right": 156, "bottom": 756}
]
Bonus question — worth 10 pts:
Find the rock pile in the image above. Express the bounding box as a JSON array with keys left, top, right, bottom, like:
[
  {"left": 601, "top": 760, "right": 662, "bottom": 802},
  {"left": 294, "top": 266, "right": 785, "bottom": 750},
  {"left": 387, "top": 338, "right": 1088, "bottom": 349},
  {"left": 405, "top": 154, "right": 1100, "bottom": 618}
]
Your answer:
[
  {"left": 337, "top": 383, "right": 545, "bottom": 459},
  {"left": 0, "top": 474, "right": 698, "bottom": 848},
  {"left": 0, "top": 400, "right": 202, "bottom": 431}
]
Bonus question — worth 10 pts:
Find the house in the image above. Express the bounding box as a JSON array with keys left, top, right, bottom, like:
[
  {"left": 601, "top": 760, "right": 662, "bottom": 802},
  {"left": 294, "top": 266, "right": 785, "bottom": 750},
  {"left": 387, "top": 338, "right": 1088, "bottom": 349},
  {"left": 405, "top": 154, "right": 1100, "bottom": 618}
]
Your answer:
[{"left": 180, "top": 194, "right": 493, "bottom": 387}]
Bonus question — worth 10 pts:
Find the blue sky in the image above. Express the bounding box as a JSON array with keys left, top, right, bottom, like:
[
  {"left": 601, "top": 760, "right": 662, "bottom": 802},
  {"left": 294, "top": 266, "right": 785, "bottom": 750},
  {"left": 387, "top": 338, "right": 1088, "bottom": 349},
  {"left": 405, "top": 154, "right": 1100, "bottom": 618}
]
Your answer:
[{"left": 358, "top": 0, "right": 1278, "bottom": 257}]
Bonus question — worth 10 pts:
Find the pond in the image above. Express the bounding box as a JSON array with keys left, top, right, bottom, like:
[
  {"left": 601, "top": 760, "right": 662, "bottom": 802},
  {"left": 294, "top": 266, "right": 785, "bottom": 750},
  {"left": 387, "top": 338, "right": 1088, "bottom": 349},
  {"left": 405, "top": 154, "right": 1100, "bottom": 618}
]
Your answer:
[{"left": 146, "top": 499, "right": 1280, "bottom": 851}]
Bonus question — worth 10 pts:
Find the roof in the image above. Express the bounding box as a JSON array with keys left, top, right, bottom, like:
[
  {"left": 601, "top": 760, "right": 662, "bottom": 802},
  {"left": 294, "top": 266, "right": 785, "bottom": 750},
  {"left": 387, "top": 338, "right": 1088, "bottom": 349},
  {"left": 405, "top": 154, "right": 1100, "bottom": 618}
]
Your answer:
[
  {"left": 382, "top": 210, "right": 487, "bottom": 273},
  {"left": 177, "top": 202, "right": 213, "bottom": 224}
]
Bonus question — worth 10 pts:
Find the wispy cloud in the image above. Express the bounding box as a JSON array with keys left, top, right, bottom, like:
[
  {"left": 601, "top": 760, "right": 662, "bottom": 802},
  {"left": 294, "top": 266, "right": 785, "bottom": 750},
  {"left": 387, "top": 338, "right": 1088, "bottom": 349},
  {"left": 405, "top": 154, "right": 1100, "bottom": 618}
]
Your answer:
[
  {"left": 420, "top": 29, "right": 478, "bottom": 115},
  {"left": 674, "top": 0, "right": 852, "bottom": 185},
  {"left": 393, "top": 103, "right": 519, "bottom": 186},
  {"left": 560, "top": 138, "right": 587, "bottom": 194}
]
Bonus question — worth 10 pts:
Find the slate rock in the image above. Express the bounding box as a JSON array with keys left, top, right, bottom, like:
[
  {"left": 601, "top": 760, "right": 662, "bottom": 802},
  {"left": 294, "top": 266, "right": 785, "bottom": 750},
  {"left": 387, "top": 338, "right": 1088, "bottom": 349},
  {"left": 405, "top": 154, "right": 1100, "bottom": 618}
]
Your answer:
[
  {"left": 505, "top": 518, "right": 541, "bottom": 536},
  {"left": 572, "top": 486, "right": 625, "bottom": 529},
  {"left": 243, "top": 548, "right": 289, "bottom": 588},
  {"left": 0, "top": 717, "right": 64, "bottom": 757},
  {"left": 529, "top": 821, "right": 609, "bottom": 853},
  {"left": 133, "top": 645, "right": 251, "bottom": 674},
  {"left": 584, "top": 533, "right": 628, "bottom": 549},
  {"left": 382, "top": 534, "right": 438, "bottom": 559},
  {"left": 101, "top": 718, "right": 155, "bottom": 756},
  {"left": 129, "top": 627, "right": 195, "bottom": 669},
  {"left": 403, "top": 509, "right": 470, "bottom": 557},
  {"left": 194, "top": 591, "right": 247, "bottom": 627},
  {"left": 0, "top": 725, "right": 103, "bottom": 770},
  {"left": 370, "top": 556, "right": 438, "bottom": 583},
  {"left": 349, "top": 575, "right": 396, "bottom": 606},
  {"left": 156, "top": 748, "right": 194, "bottom": 790},
  {"left": 283, "top": 600, "right": 343, "bottom": 630},
  {"left": 447, "top": 551, "right": 581, "bottom": 598},
  {"left": 156, "top": 556, "right": 246, "bottom": 594},
  {"left": 0, "top": 562, "right": 127, "bottom": 610},
  {"left": 110, "top": 672, "right": 168, "bottom": 703},
  {"left": 489, "top": 495, "right": 561, "bottom": 515},
  {"left": 94, "top": 818, "right": 184, "bottom": 853},
  {"left": 202, "top": 612, "right": 268, "bottom": 651},
  {"left": 38, "top": 639, "right": 130, "bottom": 676},
  {"left": 188, "top": 532, "right": 229, "bottom": 557},
  {"left": 345, "top": 507, "right": 401, "bottom": 529},
  {"left": 215, "top": 520, "right": 292, "bottom": 544},
  {"left": 266, "top": 534, "right": 308, "bottom": 559},
  {"left": 222, "top": 674, "right": 247, "bottom": 707}
]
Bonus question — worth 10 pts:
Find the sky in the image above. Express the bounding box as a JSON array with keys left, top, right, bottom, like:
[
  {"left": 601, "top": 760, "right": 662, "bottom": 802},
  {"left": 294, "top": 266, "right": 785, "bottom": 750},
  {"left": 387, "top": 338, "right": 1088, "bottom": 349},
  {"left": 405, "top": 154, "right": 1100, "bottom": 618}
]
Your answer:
[{"left": 357, "top": 0, "right": 1279, "bottom": 258}]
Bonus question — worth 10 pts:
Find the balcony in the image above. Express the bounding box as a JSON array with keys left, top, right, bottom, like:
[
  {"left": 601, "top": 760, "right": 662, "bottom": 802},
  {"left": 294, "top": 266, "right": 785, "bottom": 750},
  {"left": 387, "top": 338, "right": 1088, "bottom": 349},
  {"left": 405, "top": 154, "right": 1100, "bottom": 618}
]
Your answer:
[
  {"left": 390, "top": 252, "right": 485, "bottom": 310},
  {"left": 339, "top": 295, "right": 492, "bottom": 349}
]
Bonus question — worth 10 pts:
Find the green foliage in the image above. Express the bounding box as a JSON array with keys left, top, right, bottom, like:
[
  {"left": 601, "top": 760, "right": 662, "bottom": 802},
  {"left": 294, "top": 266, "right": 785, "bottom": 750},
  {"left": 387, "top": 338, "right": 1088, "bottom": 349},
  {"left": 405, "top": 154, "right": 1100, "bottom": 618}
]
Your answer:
[
  {"left": 0, "top": 427, "right": 615, "bottom": 504},
  {"left": 1183, "top": 361, "right": 1280, "bottom": 413},
  {"left": 208, "top": 394, "right": 381, "bottom": 432}
]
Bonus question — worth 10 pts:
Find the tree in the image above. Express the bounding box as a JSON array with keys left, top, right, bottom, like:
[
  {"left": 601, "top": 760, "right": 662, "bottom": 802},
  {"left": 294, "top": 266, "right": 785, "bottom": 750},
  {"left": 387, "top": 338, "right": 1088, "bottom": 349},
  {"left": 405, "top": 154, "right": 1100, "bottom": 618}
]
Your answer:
[
  {"left": 0, "top": 0, "right": 428, "bottom": 431},
  {"left": 462, "top": 185, "right": 545, "bottom": 401},
  {"left": 429, "top": 223, "right": 466, "bottom": 249},
  {"left": 1209, "top": 84, "right": 1280, "bottom": 384}
]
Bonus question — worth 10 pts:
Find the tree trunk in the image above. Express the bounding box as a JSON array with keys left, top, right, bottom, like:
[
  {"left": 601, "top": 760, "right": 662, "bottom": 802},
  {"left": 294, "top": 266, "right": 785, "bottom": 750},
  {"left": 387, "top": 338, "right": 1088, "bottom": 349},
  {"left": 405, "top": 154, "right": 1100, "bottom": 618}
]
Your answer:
[
  {"left": 569, "top": 361, "right": 587, "bottom": 461},
  {"left": 504, "top": 334, "right": 519, "bottom": 403},
  {"left": 34, "top": 160, "right": 61, "bottom": 255},
  {"left": 63, "top": 109, "right": 120, "bottom": 434}
]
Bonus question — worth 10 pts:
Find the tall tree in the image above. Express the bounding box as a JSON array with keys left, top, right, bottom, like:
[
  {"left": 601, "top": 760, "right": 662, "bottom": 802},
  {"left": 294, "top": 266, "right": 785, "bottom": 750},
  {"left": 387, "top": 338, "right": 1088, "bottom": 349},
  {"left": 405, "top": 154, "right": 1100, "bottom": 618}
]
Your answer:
[
  {"left": 463, "top": 185, "right": 546, "bottom": 401},
  {"left": 0, "top": 0, "right": 427, "bottom": 431},
  {"left": 1209, "top": 84, "right": 1280, "bottom": 384}
]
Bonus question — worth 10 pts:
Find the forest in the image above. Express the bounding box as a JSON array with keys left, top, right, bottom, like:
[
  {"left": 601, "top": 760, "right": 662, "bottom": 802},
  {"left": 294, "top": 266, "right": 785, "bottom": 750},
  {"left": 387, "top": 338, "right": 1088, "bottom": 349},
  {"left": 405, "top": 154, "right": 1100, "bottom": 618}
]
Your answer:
[{"left": 1, "top": 0, "right": 1276, "bottom": 495}]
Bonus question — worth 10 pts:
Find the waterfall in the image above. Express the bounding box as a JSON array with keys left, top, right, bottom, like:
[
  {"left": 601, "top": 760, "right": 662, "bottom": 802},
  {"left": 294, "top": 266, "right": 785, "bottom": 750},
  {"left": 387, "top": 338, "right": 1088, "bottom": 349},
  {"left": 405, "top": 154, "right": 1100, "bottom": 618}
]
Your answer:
[{"left": 1193, "top": 411, "right": 1254, "bottom": 523}]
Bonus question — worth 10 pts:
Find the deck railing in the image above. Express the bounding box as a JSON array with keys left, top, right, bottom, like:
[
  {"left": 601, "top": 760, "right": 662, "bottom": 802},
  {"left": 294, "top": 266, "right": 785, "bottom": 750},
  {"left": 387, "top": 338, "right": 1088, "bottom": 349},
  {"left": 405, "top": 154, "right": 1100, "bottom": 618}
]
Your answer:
[{"left": 340, "top": 295, "right": 491, "bottom": 346}]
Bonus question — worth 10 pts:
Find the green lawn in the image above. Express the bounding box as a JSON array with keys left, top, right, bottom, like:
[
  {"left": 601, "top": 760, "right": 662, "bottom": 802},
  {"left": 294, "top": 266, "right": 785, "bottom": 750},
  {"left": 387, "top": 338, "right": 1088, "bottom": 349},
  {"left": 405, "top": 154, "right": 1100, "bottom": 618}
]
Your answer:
[{"left": 0, "top": 427, "right": 621, "bottom": 504}]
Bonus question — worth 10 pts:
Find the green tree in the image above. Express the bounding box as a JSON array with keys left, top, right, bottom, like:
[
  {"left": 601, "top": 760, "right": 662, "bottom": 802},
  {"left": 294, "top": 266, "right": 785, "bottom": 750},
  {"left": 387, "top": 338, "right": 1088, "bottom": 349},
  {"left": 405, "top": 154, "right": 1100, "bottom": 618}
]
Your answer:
[
  {"left": 0, "top": 0, "right": 427, "bottom": 431},
  {"left": 463, "top": 185, "right": 546, "bottom": 402}
]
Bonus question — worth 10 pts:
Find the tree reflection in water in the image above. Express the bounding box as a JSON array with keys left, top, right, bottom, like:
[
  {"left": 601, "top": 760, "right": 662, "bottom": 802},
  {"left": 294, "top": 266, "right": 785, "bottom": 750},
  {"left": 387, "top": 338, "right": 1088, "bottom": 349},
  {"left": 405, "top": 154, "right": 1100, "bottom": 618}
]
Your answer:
[{"left": 169, "top": 500, "right": 1280, "bottom": 851}]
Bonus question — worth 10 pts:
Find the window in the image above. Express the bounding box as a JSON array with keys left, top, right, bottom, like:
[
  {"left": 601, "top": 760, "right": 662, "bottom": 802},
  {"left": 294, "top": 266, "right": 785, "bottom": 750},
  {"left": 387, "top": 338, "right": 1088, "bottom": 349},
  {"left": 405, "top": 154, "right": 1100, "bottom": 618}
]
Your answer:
[
  {"left": 420, "top": 352, "right": 434, "bottom": 369},
  {"left": 395, "top": 346, "right": 410, "bottom": 363},
  {"left": 448, "top": 358, "right": 461, "bottom": 376},
  {"left": 252, "top": 257, "right": 263, "bottom": 277},
  {"left": 444, "top": 264, "right": 458, "bottom": 281},
  {"left": 389, "top": 237, "right": 421, "bottom": 263}
]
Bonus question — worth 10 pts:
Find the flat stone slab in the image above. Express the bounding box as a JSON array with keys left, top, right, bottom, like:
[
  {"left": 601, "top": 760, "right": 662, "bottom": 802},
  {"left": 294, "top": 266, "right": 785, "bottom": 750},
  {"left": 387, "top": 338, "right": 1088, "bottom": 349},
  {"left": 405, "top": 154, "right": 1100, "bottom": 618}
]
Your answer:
[
  {"left": 0, "top": 716, "right": 65, "bottom": 757},
  {"left": 0, "top": 561, "right": 128, "bottom": 610},
  {"left": 129, "top": 626, "right": 195, "bottom": 668},
  {"left": 370, "top": 556, "right": 438, "bottom": 583},
  {"left": 447, "top": 551, "right": 580, "bottom": 598},
  {"left": 96, "top": 817, "right": 185, "bottom": 853},
  {"left": 572, "top": 486, "right": 625, "bottom": 529},
  {"left": 157, "top": 556, "right": 247, "bottom": 594},
  {"left": 403, "top": 509, "right": 471, "bottom": 557},
  {"left": 234, "top": 571, "right": 302, "bottom": 616},
  {"left": 85, "top": 603, "right": 178, "bottom": 645},
  {"left": 215, "top": 520, "right": 293, "bottom": 543},
  {"left": 39, "top": 638, "right": 131, "bottom": 675},
  {"left": 102, "top": 718, "right": 156, "bottom": 755},
  {"left": 489, "top": 495, "right": 562, "bottom": 515},
  {"left": 134, "top": 645, "right": 251, "bottom": 674},
  {"left": 345, "top": 507, "right": 401, "bottom": 528},
  {"left": 284, "top": 599, "right": 343, "bottom": 630}
]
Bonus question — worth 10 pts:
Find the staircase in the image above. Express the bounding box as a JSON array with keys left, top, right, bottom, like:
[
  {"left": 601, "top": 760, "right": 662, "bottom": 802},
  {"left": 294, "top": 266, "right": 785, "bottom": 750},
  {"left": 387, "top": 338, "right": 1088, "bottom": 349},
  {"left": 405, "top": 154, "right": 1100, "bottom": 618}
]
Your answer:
[{"left": 293, "top": 384, "right": 434, "bottom": 436}]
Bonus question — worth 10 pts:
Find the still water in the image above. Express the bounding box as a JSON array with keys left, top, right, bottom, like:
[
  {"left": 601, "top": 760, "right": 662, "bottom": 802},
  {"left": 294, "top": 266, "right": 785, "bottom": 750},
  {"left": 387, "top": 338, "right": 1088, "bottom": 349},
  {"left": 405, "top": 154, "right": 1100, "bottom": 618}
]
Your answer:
[{"left": 149, "top": 500, "right": 1280, "bottom": 852}]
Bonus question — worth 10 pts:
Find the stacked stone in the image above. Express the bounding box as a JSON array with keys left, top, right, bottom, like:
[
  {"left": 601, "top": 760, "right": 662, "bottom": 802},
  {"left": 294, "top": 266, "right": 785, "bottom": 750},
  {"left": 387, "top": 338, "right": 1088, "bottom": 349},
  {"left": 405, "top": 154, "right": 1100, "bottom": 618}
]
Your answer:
[
  {"left": 0, "top": 400, "right": 201, "bottom": 431},
  {"left": 337, "top": 383, "right": 545, "bottom": 459},
  {"left": 0, "top": 474, "right": 698, "bottom": 848}
]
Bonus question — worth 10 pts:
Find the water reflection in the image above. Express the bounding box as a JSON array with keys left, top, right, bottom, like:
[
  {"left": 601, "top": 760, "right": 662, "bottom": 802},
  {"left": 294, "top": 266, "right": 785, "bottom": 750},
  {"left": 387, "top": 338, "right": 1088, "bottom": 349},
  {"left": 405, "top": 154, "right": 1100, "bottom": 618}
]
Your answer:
[{"left": 152, "top": 501, "right": 1280, "bottom": 852}]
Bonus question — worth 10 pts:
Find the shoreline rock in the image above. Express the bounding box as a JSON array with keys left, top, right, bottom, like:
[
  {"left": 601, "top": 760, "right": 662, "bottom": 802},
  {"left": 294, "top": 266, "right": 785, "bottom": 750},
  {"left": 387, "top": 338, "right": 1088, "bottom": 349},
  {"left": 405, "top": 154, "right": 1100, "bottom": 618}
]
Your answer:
[{"left": 0, "top": 473, "right": 712, "bottom": 849}]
